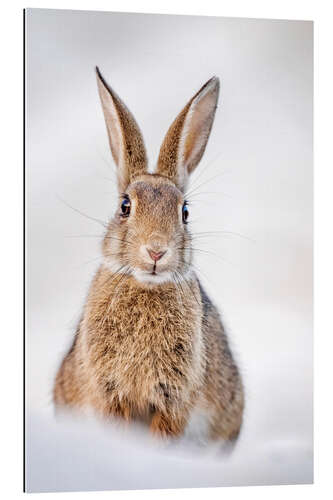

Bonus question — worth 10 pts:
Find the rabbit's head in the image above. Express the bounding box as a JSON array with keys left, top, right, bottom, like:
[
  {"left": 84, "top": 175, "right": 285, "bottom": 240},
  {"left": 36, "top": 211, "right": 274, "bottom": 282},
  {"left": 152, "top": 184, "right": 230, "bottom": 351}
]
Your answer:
[{"left": 96, "top": 67, "right": 219, "bottom": 285}]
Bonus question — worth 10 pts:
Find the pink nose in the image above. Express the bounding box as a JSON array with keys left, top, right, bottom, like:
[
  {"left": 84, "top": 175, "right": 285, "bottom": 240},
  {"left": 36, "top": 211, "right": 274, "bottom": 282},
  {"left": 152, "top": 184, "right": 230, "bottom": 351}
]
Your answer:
[{"left": 147, "top": 249, "right": 165, "bottom": 262}]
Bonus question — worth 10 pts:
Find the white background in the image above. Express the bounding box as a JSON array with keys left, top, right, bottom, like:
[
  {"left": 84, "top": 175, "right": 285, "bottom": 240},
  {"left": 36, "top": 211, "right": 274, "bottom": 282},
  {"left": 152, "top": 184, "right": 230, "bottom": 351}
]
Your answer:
[
  {"left": 25, "top": 6, "right": 313, "bottom": 493},
  {"left": 0, "top": 1, "right": 332, "bottom": 500}
]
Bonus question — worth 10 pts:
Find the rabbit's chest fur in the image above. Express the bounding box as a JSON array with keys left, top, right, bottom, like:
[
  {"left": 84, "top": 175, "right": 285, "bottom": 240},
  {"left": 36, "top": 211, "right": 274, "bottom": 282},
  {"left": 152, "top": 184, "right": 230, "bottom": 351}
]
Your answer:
[{"left": 82, "top": 269, "right": 204, "bottom": 412}]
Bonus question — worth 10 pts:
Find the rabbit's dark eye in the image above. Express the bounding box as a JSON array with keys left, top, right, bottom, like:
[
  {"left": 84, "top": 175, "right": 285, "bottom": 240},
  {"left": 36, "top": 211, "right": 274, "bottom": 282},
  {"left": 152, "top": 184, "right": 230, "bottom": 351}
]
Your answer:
[
  {"left": 182, "top": 202, "right": 189, "bottom": 224},
  {"left": 121, "top": 197, "right": 131, "bottom": 217}
]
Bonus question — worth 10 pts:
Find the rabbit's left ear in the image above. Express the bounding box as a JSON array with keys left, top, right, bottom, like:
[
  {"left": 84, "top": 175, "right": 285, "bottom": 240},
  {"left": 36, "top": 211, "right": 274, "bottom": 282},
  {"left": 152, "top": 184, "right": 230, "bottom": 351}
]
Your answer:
[
  {"left": 96, "top": 67, "right": 148, "bottom": 192},
  {"left": 156, "top": 77, "right": 220, "bottom": 192}
]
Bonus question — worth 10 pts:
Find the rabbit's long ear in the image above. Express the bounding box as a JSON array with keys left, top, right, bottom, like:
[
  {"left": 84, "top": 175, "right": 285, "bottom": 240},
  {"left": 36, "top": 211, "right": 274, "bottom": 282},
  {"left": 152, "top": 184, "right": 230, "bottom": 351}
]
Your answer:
[
  {"left": 96, "top": 67, "right": 148, "bottom": 192},
  {"left": 156, "top": 77, "right": 220, "bottom": 191}
]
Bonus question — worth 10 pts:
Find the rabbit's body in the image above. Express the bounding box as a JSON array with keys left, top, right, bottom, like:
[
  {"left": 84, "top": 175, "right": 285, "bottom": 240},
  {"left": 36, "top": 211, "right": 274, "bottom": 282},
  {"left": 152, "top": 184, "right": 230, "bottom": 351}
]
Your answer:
[
  {"left": 55, "top": 264, "right": 243, "bottom": 439},
  {"left": 54, "top": 70, "right": 244, "bottom": 441}
]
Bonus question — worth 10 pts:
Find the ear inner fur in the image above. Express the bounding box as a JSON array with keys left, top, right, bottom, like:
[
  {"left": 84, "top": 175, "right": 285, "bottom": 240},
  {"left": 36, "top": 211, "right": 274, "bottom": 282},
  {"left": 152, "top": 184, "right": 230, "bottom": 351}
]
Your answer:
[
  {"left": 96, "top": 67, "right": 148, "bottom": 192},
  {"left": 156, "top": 77, "right": 220, "bottom": 191}
]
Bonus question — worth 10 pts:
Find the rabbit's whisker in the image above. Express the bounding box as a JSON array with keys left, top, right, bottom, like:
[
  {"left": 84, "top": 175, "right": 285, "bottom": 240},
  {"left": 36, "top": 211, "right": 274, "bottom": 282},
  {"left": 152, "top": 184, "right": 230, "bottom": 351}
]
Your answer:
[
  {"left": 65, "top": 234, "right": 134, "bottom": 247},
  {"left": 188, "top": 262, "right": 214, "bottom": 290},
  {"left": 100, "top": 267, "right": 130, "bottom": 329},
  {"left": 191, "top": 231, "right": 255, "bottom": 242},
  {"left": 174, "top": 268, "right": 200, "bottom": 307},
  {"left": 104, "top": 235, "right": 134, "bottom": 246},
  {"left": 65, "top": 234, "right": 105, "bottom": 238},
  {"left": 182, "top": 246, "right": 235, "bottom": 268},
  {"left": 185, "top": 170, "right": 230, "bottom": 199},
  {"left": 57, "top": 196, "right": 108, "bottom": 228},
  {"left": 172, "top": 271, "right": 187, "bottom": 303},
  {"left": 185, "top": 151, "right": 229, "bottom": 196},
  {"left": 75, "top": 255, "right": 102, "bottom": 268},
  {"left": 185, "top": 191, "right": 232, "bottom": 201},
  {"left": 188, "top": 151, "right": 222, "bottom": 185},
  {"left": 95, "top": 149, "right": 118, "bottom": 175}
]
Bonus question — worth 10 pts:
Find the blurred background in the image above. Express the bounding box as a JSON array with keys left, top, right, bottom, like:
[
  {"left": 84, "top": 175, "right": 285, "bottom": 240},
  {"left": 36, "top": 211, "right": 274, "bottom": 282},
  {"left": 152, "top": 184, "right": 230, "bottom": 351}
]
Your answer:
[{"left": 25, "top": 9, "right": 313, "bottom": 492}]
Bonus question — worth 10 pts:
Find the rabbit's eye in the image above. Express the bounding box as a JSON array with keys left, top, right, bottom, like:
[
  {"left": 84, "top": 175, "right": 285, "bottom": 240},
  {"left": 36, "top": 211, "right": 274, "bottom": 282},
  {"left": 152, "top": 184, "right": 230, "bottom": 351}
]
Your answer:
[
  {"left": 121, "top": 197, "right": 131, "bottom": 217},
  {"left": 182, "top": 202, "right": 189, "bottom": 224}
]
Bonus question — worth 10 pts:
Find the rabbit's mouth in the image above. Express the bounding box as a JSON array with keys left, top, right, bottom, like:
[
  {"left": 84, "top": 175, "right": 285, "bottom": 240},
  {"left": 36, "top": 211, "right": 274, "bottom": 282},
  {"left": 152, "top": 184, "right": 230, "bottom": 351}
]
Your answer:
[
  {"left": 151, "top": 263, "right": 158, "bottom": 275},
  {"left": 132, "top": 268, "right": 173, "bottom": 285}
]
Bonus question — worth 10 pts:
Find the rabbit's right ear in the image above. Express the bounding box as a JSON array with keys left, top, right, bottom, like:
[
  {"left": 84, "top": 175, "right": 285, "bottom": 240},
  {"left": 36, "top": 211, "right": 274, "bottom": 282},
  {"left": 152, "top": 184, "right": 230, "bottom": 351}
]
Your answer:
[
  {"left": 156, "top": 77, "right": 220, "bottom": 192},
  {"left": 96, "top": 67, "right": 148, "bottom": 192}
]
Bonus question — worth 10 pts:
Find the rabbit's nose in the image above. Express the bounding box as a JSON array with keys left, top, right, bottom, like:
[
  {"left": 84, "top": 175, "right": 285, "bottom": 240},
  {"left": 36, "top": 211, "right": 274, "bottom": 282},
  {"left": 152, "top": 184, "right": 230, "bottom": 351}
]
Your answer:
[{"left": 147, "top": 249, "right": 166, "bottom": 262}]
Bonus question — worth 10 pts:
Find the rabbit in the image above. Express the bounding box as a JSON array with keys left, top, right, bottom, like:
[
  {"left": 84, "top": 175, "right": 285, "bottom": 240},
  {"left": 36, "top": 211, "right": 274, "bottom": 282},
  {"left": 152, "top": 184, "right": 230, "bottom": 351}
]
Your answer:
[{"left": 53, "top": 67, "right": 244, "bottom": 442}]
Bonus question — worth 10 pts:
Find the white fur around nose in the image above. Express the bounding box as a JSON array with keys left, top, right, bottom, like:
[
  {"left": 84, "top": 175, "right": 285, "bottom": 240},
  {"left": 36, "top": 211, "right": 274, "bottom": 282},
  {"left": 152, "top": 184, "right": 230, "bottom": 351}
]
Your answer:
[{"left": 140, "top": 244, "right": 154, "bottom": 264}]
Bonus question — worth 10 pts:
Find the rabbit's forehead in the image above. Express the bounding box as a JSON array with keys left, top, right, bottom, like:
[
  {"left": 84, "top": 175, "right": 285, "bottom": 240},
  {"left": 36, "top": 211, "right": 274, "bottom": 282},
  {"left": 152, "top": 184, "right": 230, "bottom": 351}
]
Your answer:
[{"left": 128, "top": 179, "right": 183, "bottom": 209}]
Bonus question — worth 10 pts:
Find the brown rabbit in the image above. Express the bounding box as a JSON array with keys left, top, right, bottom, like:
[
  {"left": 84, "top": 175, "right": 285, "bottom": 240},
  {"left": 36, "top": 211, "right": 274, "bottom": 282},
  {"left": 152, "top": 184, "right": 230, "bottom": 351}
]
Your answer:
[{"left": 53, "top": 68, "right": 244, "bottom": 442}]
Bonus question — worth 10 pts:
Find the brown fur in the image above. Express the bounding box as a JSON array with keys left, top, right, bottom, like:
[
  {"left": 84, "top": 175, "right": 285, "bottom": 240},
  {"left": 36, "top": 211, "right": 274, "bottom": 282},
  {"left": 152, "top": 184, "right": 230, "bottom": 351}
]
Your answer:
[
  {"left": 54, "top": 69, "right": 244, "bottom": 442},
  {"left": 157, "top": 76, "right": 219, "bottom": 190},
  {"left": 96, "top": 67, "right": 147, "bottom": 191}
]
